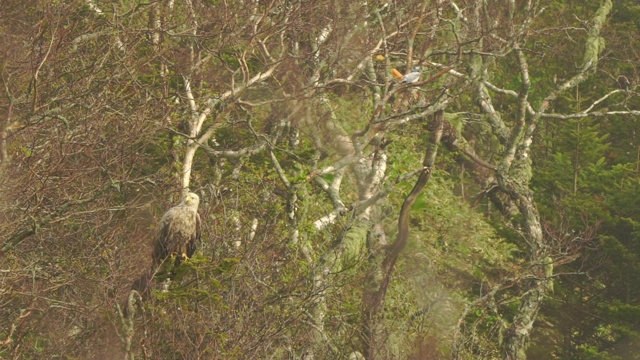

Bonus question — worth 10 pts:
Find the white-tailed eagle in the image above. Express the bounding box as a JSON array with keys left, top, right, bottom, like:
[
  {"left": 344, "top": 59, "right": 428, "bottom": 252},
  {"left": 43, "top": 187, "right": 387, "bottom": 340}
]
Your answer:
[{"left": 152, "top": 192, "right": 202, "bottom": 267}]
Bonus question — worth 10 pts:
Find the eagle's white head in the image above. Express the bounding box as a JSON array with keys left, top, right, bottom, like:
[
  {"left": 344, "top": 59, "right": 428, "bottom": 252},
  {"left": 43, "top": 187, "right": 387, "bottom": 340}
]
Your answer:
[{"left": 183, "top": 192, "right": 200, "bottom": 208}]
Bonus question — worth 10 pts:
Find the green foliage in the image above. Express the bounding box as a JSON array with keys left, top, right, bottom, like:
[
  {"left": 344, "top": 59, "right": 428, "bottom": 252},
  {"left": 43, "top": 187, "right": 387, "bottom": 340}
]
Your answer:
[
  {"left": 381, "top": 172, "right": 516, "bottom": 357},
  {"left": 532, "top": 112, "right": 640, "bottom": 358}
]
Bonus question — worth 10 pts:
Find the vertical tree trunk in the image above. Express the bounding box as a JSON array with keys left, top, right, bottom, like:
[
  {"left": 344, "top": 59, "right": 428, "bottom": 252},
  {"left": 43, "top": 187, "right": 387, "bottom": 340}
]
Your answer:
[
  {"left": 361, "top": 111, "right": 444, "bottom": 359},
  {"left": 501, "top": 3, "right": 612, "bottom": 356},
  {"left": 502, "top": 189, "right": 550, "bottom": 360}
]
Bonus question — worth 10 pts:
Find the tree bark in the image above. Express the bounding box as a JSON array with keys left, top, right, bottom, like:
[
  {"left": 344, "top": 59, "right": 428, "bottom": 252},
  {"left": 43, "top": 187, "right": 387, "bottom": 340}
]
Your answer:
[{"left": 361, "top": 111, "right": 444, "bottom": 359}]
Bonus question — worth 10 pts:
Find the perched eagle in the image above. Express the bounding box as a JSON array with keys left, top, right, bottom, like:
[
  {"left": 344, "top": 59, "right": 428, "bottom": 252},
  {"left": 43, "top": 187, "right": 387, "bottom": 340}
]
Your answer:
[
  {"left": 126, "top": 192, "right": 202, "bottom": 310},
  {"left": 152, "top": 192, "right": 202, "bottom": 268}
]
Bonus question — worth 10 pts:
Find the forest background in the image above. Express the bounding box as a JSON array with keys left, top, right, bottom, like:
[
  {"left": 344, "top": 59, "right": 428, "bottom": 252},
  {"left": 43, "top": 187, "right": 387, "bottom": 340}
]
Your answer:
[{"left": 2, "top": 0, "right": 640, "bottom": 359}]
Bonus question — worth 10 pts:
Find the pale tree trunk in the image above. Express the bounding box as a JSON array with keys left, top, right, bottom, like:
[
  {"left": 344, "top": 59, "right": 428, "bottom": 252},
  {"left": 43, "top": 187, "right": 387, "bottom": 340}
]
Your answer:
[
  {"left": 499, "top": 172, "right": 550, "bottom": 360},
  {"left": 499, "top": 2, "right": 612, "bottom": 358},
  {"left": 448, "top": 2, "right": 614, "bottom": 357},
  {"left": 304, "top": 115, "right": 389, "bottom": 358},
  {"left": 0, "top": 95, "right": 10, "bottom": 163},
  {"left": 433, "top": 109, "right": 557, "bottom": 357}
]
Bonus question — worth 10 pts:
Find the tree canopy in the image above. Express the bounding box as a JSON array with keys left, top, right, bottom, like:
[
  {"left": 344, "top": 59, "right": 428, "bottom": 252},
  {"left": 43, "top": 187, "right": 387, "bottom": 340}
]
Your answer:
[{"left": 2, "top": 1, "right": 640, "bottom": 359}]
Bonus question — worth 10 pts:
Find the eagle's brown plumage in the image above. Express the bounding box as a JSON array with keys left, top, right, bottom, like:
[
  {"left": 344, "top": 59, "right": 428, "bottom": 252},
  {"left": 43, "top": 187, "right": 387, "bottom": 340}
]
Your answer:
[
  {"left": 152, "top": 192, "right": 201, "bottom": 267},
  {"left": 127, "top": 192, "right": 202, "bottom": 311}
]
